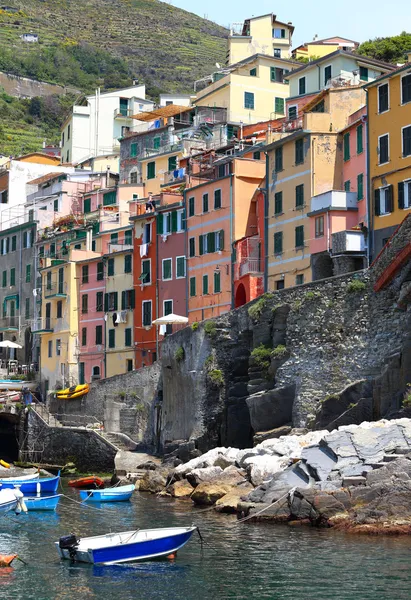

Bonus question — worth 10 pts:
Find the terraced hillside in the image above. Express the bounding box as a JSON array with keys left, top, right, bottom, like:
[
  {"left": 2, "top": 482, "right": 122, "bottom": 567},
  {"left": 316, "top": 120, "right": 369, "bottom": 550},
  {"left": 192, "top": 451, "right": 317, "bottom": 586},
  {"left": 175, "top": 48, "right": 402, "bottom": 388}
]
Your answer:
[{"left": 0, "top": 0, "right": 228, "bottom": 95}]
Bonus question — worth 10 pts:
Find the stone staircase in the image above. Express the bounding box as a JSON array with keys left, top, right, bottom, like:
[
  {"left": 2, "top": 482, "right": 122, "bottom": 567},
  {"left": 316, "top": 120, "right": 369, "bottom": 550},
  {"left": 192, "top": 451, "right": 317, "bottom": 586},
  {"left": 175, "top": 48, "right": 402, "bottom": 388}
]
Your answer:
[{"left": 32, "top": 404, "right": 63, "bottom": 428}]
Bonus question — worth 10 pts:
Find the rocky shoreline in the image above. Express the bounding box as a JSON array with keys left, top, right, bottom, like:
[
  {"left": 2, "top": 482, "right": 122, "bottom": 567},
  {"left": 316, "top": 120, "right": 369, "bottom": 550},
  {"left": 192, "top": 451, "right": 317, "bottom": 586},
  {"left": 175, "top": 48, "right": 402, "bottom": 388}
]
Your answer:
[{"left": 132, "top": 418, "right": 411, "bottom": 535}]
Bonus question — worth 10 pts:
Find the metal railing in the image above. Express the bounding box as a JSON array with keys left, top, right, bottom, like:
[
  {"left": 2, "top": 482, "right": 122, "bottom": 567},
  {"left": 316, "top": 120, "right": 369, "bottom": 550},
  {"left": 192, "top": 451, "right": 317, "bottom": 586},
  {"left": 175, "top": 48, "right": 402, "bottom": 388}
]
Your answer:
[
  {"left": 44, "top": 281, "right": 68, "bottom": 297},
  {"left": 108, "top": 241, "right": 134, "bottom": 253},
  {"left": 0, "top": 317, "right": 19, "bottom": 330},
  {"left": 30, "top": 317, "right": 53, "bottom": 332}
]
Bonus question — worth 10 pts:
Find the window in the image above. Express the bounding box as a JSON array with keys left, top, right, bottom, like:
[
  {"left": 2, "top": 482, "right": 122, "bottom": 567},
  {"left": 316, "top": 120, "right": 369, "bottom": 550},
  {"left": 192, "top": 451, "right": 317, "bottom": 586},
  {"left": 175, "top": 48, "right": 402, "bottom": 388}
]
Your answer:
[
  {"left": 295, "top": 225, "right": 304, "bottom": 248},
  {"left": 275, "top": 147, "right": 283, "bottom": 172},
  {"left": 357, "top": 124, "right": 363, "bottom": 154},
  {"left": 81, "top": 294, "right": 88, "bottom": 314},
  {"left": 324, "top": 65, "right": 332, "bottom": 86},
  {"left": 298, "top": 77, "right": 306, "bottom": 95},
  {"left": 188, "top": 197, "right": 195, "bottom": 217},
  {"left": 344, "top": 180, "right": 351, "bottom": 192},
  {"left": 48, "top": 340, "right": 52, "bottom": 358},
  {"left": 168, "top": 155, "right": 177, "bottom": 171},
  {"left": 164, "top": 300, "right": 173, "bottom": 316},
  {"left": 378, "top": 83, "right": 389, "bottom": 113},
  {"left": 295, "top": 184, "right": 304, "bottom": 208},
  {"left": 273, "top": 28, "right": 286, "bottom": 38},
  {"left": 296, "top": 274, "right": 304, "bottom": 286},
  {"left": 81, "top": 327, "right": 87, "bottom": 346},
  {"left": 359, "top": 66, "right": 368, "bottom": 82},
  {"left": 189, "top": 237, "right": 195, "bottom": 257},
  {"left": 141, "top": 259, "right": 151, "bottom": 284},
  {"left": 147, "top": 161, "right": 156, "bottom": 179},
  {"left": 162, "top": 258, "right": 172, "bottom": 280},
  {"left": 142, "top": 301, "right": 152, "bottom": 326},
  {"left": 25, "top": 297, "right": 30, "bottom": 320},
  {"left": 202, "top": 193, "right": 209, "bottom": 213},
  {"left": 274, "top": 97, "right": 285, "bottom": 115},
  {"left": 26, "top": 264, "right": 31, "bottom": 283},
  {"left": 161, "top": 212, "right": 171, "bottom": 235},
  {"left": 1, "top": 271, "right": 5, "bottom": 288},
  {"left": 176, "top": 256, "right": 186, "bottom": 278},
  {"left": 402, "top": 126, "right": 411, "bottom": 157},
  {"left": 82, "top": 265, "right": 89, "bottom": 284},
  {"left": 110, "top": 232, "right": 118, "bottom": 245},
  {"left": 103, "top": 191, "right": 116, "bottom": 206},
  {"left": 343, "top": 132, "right": 350, "bottom": 161},
  {"left": 398, "top": 180, "right": 411, "bottom": 209},
  {"left": 250, "top": 68, "right": 257, "bottom": 76},
  {"left": 273, "top": 48, "right": 281, "bottom": 58},
  {"left": 374, "top": 185, "right": 393, "bottom": 216},
  {"left": 401, "top": 74, "right": 411, "bottom": 104},
  {"left": 130, "top": 142, "right": 137, "bottom": 158},
  {"left": 67, "top": 124, "right": 71, "bottom": 140},
  {"left": 96, "top": 291, "right": 104, "bottom": 312},
  {"left": 216, "top": 229, "right": 225, "bottom": 251},
  {"left": 357, "top": 173, "right": 364, "bottom": 201},
  {"left": 130, "top": 172, "right": 138, "bottom": 184},
  {"left": 315, "top": 216, "right": 324, "bottom": 238},
  {"left": 11, "top": 236, "right": 16, "bottom": 252},
  {"left": 295, "top": 139, "right": 304, "bottom": 165},
  {"left": 143, "top": 223, "right": 151, "bottom": 244},
  {"left": 56, "top": 339, "right": 61, "bottom": 357},
  {"left": 97, "top": 262, "right": 104, "bottom": 281},
  {"left": 46, "top": 271, "right": 52, "bottom": 290},
  {"left": 274, "top": 191, "right": 283, "bottom": 215},
  {"left": 53, "top": 198, "right": 59, "bottom": 212},
  {"left": 378, "top": 134, "right": 389, "bottom": 164},
  {"left": 95, "top": 325, "right": 103, "bottom": 345},
  {"left": 288, "top": 105, "right": 297, "bottom": 120},
  {"left": 218, "top": 163, "right": 227, "bottom": 178},
  {"left": 210, "top": 271, "right": 220, "bottom": 296},
  {"left": 189, "top": 276, "right": 196, "bottom": 297},
  {"left": 10, "top": 268, "right": 15, "bottom": 286},
  {"left": 203, "top": 274, "right": 209, "bottom": 295},
  {"left": 122, "top": 289, "right": 135, "bottom": 310},
  {"left": 153, "top": 136, "right": 161, "bottom": 150},
  {"left": 127, "top": 359, "right": 133, "bottom": 372},
  {"left": 199, "top": 234, "right": 206, "bottom": 256},
  {"left": 107, "top": 258, "right": 115, "bottom": 277},
  {"left": 125, "top": 328, "right": 132, "bottom": 347},
  {"left": 124, "top": 254, "right": 132, "bottom": 273},
  {"left": 108, "top": 329, "right": 115, "bottom": 348},
  {"left": 56, "top": 300, "right": 62, "bottom": 319},
  {"left": 214, "top": 189, "right": 222, "bottom": 209},
  {"left": 274, "top": 231, "right": 283, "bottom": 255},
  {"left": 244, "top": 92, "right": 254, "bottom": 110},
  {"left": 253, "top": 151, "right": 261, "bottom": 160},
  {"left": 106, "top": 291, "right": 118, "bottom": 312}
]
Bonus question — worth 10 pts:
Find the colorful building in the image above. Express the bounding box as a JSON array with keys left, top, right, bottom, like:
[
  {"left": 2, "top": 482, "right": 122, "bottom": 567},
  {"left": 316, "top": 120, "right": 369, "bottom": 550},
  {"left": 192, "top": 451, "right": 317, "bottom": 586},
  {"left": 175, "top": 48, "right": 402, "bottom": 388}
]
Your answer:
[
  {"left": 292, "top": 37, "right": 359, "bottom": 61},
  {"left": 365, "top": 62, "right": 411, "bottom": 257}
]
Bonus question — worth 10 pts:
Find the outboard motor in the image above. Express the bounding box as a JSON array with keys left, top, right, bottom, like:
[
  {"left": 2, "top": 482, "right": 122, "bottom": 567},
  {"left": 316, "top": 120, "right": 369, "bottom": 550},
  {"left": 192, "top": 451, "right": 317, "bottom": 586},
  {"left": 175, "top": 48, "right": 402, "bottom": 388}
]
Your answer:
[
  {"left": 59, "top": 534, "right": 79, "bottom": 562},
  {"left": 13, "top": 487, "right": 27, "bottom": 515}
]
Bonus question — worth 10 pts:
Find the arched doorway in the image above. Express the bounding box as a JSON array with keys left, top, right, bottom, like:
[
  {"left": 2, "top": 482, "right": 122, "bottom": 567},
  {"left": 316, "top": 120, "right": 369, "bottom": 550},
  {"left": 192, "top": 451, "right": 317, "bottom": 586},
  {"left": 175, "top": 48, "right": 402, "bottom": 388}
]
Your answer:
[
  {"left": 235, "top": 283, "right": 247, "bottom": 308},
  {"left": 0, "top": 414, "right": 19, "bottom": 462}
]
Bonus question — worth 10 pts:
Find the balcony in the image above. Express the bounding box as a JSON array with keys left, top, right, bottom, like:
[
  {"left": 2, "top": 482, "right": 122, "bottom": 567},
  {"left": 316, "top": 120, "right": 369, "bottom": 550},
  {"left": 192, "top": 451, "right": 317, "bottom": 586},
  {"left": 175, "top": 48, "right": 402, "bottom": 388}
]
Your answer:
[
  {"left": 161, "top": 167, "right": 186, "bottom": 186},
  {"left": 44, "top": 282, "right": 68, "bottom": 299},
  {"left": 142, "top": 142, "right": 183, "bottom": 159},
  {"left": 30, "top": 317, "right": 53, "bottom": 333},
  {"left": 0, "top": 317, "right": 19, "bottom": 332},
  {"left": 108, "top": 242, "right": 134, "bottom": 253},
  {"left": 114, "top": 108, "right": 135, "bottom": 119},
  {"left": 234, "top": 237, "right": 262, "bottom": 281},
  {"left": 332, "top": 230, "right": 366, "bottom": 254},
  {"left": 310, "top": 191, "right": 358, "bottom": 214}
]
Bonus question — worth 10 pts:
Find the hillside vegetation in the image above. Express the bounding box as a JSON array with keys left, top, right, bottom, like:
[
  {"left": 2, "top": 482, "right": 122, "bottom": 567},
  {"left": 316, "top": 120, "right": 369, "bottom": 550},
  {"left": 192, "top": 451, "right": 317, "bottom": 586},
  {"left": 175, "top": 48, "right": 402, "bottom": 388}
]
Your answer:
[{"left": 357, "top": 32, "right": 411, "bottom": 63}]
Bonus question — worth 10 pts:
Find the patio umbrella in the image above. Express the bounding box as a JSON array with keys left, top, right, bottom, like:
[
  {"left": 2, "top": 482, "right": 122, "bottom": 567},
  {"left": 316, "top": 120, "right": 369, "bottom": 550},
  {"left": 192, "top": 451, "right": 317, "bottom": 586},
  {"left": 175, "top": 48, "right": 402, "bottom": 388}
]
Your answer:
[
  {"left": 0, "top": 340, "right": 23, "bottom": 375},
  {"left": 152, "top": 314, "right": 188, "bottom": 325}
]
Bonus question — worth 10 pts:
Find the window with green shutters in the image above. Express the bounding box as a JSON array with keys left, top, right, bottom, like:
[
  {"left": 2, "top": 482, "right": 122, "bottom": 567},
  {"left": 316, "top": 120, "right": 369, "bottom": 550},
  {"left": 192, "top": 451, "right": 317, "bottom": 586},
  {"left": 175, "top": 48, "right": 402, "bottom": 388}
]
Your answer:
[
  {"left": 25, "top": 297, "right": 30, "bottom": 320},
  {"left": 142, "top": 301, "right": 152, "bottom": 327},
  {"left": 153, "top": 137, "right": 161, "bottom": 150},
  {"left": 295, "top": 139, "right": 304, "bottom": 165},
  {"left": 96, "top": 291, "right": 103, "bottom": 312},
  {"left": 344, "top": 180, "right": 351, "bottom": 192},
  {"left": 298, "top": 77, "right": 306, "bottom": 95},
  {"left": 162, "top": 258, "right": 172, "bottom": 280},
  {"left": 168, "top": 155, "right": 177, "bottom": 171},
  {"left": 124, "top": 254, "right": 132, "bottom": 273},
  {"left": 295, "top": 184, "right": 304, "bottom": 208},
  {"left": 125, "top": 229, "right": 132, "bottom": 245},
  {"left": 295, "top": 225, "right": 304, "bottom": 248},
  {"left": 10, "top": 268, "right": 15, "bottom": 286},
  {"left": 164, "top": 300, "right": 173, "bottom": 316},
  {"left": 171, "top": 210, "right": 178, "bottom": 233},
  {"left": 401, "top": 74, "right": 411, "bottom": 104},
  {"left": 125, "top": 328, "right": 132, "bottom": 347},
  {"left": 97, "top": 262, "right": 104, "bottom": 281},
  {"left": 244, "top": 92, "right": 254, "bottom": 109},
  {"left": 250, "top": 68, "right": 257, "bottom": 77},
  {"left": 108, "top": 329, "right": 115, "bottom": 348},
  {"left": 275, "top": 147, "right": 283, "bottom": 172},
  {"left": 2, "top": 271, "right": 6, "bottom": 288},
  {"left": 176, "top": 256, "right": 186, "bottom": 278},
  {"left": 84, "top": 198, "right": 91, "bottom": 213},
  {"left": 141, "top": 259, "right": 151, "bottom": 284},
  {"left": 357, "top": 174, "right": 364, "bottom": 201},
  {"left": 203, "top": 274, "right": 208, "bottom": 295},
  {"left": 190, "top": 276, "right": 196, "bottom": 297},
  {"left": 208, "top": 231, "right": 216, "bottom": 253},
  {"left": 107, "top": 258, "right": 114, "bottom": 276},
  {"left": 203, "top": 193, "right": 209, "bottom": 213},
  {"left": 253, "top": 151, "right": 261, "bottom": 160},
  {"left": 360, "top": 66, "right": 368, "bottom": 82},
  {"left": 274, "top": 97, "right": 285, "bottom": 115},
  {"left": 103, "top": 191, "right": 116, "bottom": 206},
  {"left": 47, "top": 271, "right": 52, "bottom": 290},
  {"left": 82, "top": 294, "right": 88, "bottom": 314},
  {"left": 54, "top": 199, "right": 59, "bottom": 212},
  {"left": 214, "top": 189, "right": 222, "bottom": 209},
  {"left": 274, "top": 231, "right": 283, "bottom": 255},
  {"left": 26, "top": 264, "right": 31, "bottom": 283},
  {"left": 11, "top": 236, "right": 16, "bottom": 252},
  {"left": 217, "top": 229, "right": 224, "bottom": 251},
  {"left": 189, "top": 237, "right": 195, "bottom": 257},
  {"left": 188, "top": 197, "right": 195, "bottom": 217},
  {"left": 403, "top": 126, "right": 411, "bottom": 157},
  {"left": 343, "top": 133, "right": 350, "bottom": 161},
  {"left": 274, "top": 191, "right": 283, "bottom": 215},
  {"left": 130, "top": 142, "right": 137, "bottom": 158},
  {"left": 110, "top": 232, "right": 118, "bottom": 245},
  {"left": 199, "top": 234, "right": 204, "bottom": 256},
  {"left": 81, "top": 327, "right": 87, "bottom": 346},
  {"left": 122, "top": 289, "right": 135, "bottom": 310},
  {"left": 57, "top": 300, "right": 62, "bottom": 318},
  {"left": 214, "top": 271, "right": 221, "bottom": 293},
  {"left": 357, "top": 124, "right": 363, "bottom": 154},
  {"left": 96, "top": 325, "right": 102, "bottom": 345},
  {"left": 147, "top": 161, "right": 156, "bottom": 179}
]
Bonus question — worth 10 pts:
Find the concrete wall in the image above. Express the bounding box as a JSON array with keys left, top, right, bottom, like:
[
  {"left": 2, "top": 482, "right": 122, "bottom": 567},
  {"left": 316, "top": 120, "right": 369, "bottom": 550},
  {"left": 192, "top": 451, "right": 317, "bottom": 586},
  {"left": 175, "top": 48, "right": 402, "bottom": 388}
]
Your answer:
[{"left": 0, "top": 71, "right": 79, "bottom": 98}]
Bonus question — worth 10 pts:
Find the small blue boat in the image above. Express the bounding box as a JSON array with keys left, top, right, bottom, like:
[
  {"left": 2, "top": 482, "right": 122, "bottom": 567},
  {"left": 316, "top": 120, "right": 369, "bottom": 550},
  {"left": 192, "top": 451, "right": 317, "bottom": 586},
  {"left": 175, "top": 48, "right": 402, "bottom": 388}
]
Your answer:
[
  {"left": 79, "top": 484, "right": 135, "bottom": 503},
  {"left": 0, "top": 472, "right": 60, "bottom": 495},
  {"left": 24, "top": 494, "right": 61, "bottom": 511},
  {"left": 56, "top": 526, "right": 197, "bottom": 564}
]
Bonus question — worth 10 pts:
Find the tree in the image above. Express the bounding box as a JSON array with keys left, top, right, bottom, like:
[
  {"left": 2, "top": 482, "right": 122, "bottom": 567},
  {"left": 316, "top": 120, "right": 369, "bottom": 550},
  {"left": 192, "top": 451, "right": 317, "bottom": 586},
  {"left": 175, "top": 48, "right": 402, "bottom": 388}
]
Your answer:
[{"left": 357, "top": 32, "right": 411, "bottom": 64}]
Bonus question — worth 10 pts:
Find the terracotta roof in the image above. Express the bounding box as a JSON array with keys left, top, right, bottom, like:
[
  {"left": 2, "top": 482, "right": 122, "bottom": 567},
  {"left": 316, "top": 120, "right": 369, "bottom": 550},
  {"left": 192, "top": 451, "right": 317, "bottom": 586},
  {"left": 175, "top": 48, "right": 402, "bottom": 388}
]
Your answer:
[
  {"left": 363, "top": 61, "right": 411, "bottom": 88},
  {"left": 132, "top": 105, "right": 192, "bottom": 122},
  {"left": 287, "top": 50, "right": 396, "bottom": 77},
  {"left": 27, "top": 172, "right": 65, "bottom": 186}
]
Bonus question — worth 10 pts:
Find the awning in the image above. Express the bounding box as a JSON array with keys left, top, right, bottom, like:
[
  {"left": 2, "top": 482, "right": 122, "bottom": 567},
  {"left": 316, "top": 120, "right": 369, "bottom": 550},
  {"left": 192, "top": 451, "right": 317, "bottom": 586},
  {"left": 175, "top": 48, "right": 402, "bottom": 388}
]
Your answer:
[
  {"left": 152, "top": 313, "right": 189, "bottom": 325},
  {"left": 132, "top": 105, "right": 192, "bottom": 122}
]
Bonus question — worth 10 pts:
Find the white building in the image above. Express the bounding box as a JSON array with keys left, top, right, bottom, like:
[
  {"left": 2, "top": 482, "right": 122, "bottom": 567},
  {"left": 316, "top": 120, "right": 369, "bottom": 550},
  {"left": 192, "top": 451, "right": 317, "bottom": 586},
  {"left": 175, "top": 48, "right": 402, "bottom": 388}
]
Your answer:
[
  {"left": 61, "top": 85, "right": 155, "bottom": 165},
  {"left": 159, "top": 93, "right": 194, "bottom": 107}
]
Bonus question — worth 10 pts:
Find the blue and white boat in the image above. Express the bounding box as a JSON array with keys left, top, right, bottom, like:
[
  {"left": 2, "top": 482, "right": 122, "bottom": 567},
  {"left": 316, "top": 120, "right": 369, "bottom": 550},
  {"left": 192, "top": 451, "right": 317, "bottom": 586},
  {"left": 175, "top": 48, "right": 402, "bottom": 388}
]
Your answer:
[
  {"left": 24, "top": 494, "right": 61, "bottom": 511},
  {"left": 0, "top": 472, "right": 60, "bottom": 495},
  {"left": 56, "top": 526, "right": 198, "bottom": 564},
  {"left": 79, "top": 484, "right": 135, "bottom": 503},
  {"left": 0, "top": 488, "right": 18, "bottom": 513}
]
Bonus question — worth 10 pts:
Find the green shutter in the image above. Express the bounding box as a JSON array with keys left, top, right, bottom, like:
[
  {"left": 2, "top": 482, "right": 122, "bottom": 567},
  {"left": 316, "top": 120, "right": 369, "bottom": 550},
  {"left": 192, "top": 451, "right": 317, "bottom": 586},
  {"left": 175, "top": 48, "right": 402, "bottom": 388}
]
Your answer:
[
  {"left": 189, "top": 197, "right": 195, "bottom": 217},
  {"left": 295, "top": 185, "right": 304, "bottom": 208},
  {"left": 357, "top": 174, "right": 364, "bottom": 201},
  {"left": 168, "top": 155, "right": 177, "bottom": 171},
  {"left": 121, "top": 291, "right": 126, "bottom": 310},
  {"left": 163, "top": 259, "right": 171, "bottom": 280},
  {"left": 190, "top": 276, "right": 196, "bottom": 297},
  {"left": 214, "top": 189, "right": 221, "bottom": 209},
  {"left": 181, "top": 208, "right": 186, "bottom": 231},
  {"left": 130, "top": 289, "right": 135, "bottom": 309},
  {"left": 275, "top": 97, "right": 285, "bottom": 114},
  {"left": 177, "top": 257, "right": 185, "bottom": 278},
  {"left": 103, "top": 191, "right": 116, "bottom": 206},
  {"left": 270, "top": 67, "right": 276, "bottom": 81},
  {"left": 130, "top": 143, "right": 137, "bottom": 158},
  {"left": 343, "top": 133, "right": 350, "bottom": 161},
  {"left": 109, "top": 329, "right": 115, "bottom": 348},
  {"left": 203, "top": 275, "right": 208, "bottom": 295},
  {"left": 218, "top": 229, "right": 224, "bottom": 251},
  {"left": 344, "top": 180, "right": 351, "bottom": 192},
  {"left": 214, "top": 271, "right": 221, "bottom": 293},
  {"left": 208, "top": 232, "right": 215, "bottom": 253},
  {"left": 157, "top": 213, "right": 164, "bottom": 234},
  {"left": 295, "top": 226, "right": 304, "bottom": 248},
  {"left": 153, "top": 137, "right": 160, "bottom": 150},
  {"left": 398, "top": 181, "right": 405, "bottom": 209},
  {"left": 125, "top": 328, "right": 132, "bottom": 346},
  {"left": 26, "top": 264, "right": 31, "bottom": 283},
  {"left": 203, "top": 193, "right": 209, "bottom": 213},
  {"left": 113, "top": 292, "right": 118, "bottom": 311},
  {"left": 274, "top": 231, "right": 283, "bottom": 255},
  {"left": 147, "top": 161, "right": 156, "bottom": 179},
  {"left": 2, "top": 271, "right": 6, "bottom": 287},
  {"left": 84, "top": 198, "right": 91, "bottom": 213},
  {"left": 124, "top": 254, "right": 132, "bottom": 273},
  {"left": 108, "top": 258, "right": 114, "bottom": 276},
  {"left": 10, "top": 268, "right": 15, "bottom": 286},
  {"left": 295, "top": 139, "right": 304, "bottom": 165},
  {"left": 356, "top": 124, "right": 363, "bottom": 154},
  {"left": 374, "top": 189, "right": 381, "bottom": 216},
  {"left": 25, "top": 297, "right": 30, "bottom": 320},
  {"left": 171, "top": 210, "right": 178, "bottom": 233},
  {"left": 274, "top": 192, "right": 283, "bottom": 215},
  {"left": 199, "top": 235, "right": 204, "bottom": 256},
  {"left": 189, "top": 237, "right": 195, "bottom": 257}
]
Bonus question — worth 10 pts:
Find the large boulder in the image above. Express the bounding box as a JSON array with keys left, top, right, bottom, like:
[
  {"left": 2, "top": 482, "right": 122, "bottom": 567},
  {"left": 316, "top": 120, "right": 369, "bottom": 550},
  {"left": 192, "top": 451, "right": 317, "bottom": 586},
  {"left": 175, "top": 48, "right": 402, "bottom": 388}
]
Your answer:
[
  {"left": 186, "top": 466, "right": 224, "bottom": 487},
  {"left": 138, "top": 470, "right": 168, "bottom": 494},
  {"left": 169, "top": 480, "right": 194, "bottom": 498},
  {"left": 191, "top": 482, "right": 233, "bottom": 506},
  {"left": 214, "top": 482, "right": 254, "bottom": 513},
  {"left": 243, "top": 454, "right": 289, "bottom": 486},
  {"left": 246, "top": 385, "right": 296, "bottom": 432}
]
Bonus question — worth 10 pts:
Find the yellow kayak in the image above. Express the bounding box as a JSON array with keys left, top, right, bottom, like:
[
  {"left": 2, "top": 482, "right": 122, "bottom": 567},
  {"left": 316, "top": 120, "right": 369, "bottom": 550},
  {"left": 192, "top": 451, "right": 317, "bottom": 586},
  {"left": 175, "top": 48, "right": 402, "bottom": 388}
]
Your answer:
[
  {"left": 56, "top": 384, "right": 89, "bottom": 400},
  {"left": 0, "top": 459, "right": 10, "bottom": 469}
]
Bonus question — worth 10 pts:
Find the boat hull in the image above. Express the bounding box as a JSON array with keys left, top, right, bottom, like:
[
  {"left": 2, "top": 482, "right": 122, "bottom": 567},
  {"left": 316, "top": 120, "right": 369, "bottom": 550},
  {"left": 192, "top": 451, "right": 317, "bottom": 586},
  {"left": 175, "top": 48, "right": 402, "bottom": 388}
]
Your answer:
[
  {"left": 56, "top": 526, "right": 197, "bottom": 565},
  {"left": 0, "top": 474, "right": 59, "bottom": 494},
  {"left": 68, "top": 477, "right": 104, "bottom": 489},
  {"left": 25, "top": 494, "right": 61, "bottom": 511},
  {"left": 79, "top": 485, "right": 134, "bottom": 502}
]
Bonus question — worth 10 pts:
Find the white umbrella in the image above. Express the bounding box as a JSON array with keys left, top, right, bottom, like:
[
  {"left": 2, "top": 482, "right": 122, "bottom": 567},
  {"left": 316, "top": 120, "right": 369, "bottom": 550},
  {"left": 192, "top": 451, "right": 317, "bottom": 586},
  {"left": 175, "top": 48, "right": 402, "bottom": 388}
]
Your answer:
[
  {"left": 152, "top": 314, "right": 188, "bottom": 325},
  {"left": 0, "top": 341, "right": 22, "bottom": 349}
]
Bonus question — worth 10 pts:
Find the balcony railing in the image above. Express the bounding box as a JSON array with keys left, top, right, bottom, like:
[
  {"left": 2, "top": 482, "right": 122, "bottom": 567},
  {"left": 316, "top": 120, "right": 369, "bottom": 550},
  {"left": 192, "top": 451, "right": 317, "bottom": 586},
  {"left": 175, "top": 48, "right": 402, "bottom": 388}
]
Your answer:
[
  {"left": 310, "top": 190, "right": 358, "bottom": 213},
  {"left": 108, "top": 241, "right": 134, "bottom": 253},
  {"left": 0, "top": 317, "right": 19, "bottom": 331},
  {"left": 30, "top": 317, "right": 53, "bottom": 333},
  {"left": 162, "top": 167, "right": 186, "bottom": 186},
  {"left": 44, "top": 282, "right": 68, "bottom": 298},
  {"left": 114, "top": 108, "right": 135, "bottom": 118}
]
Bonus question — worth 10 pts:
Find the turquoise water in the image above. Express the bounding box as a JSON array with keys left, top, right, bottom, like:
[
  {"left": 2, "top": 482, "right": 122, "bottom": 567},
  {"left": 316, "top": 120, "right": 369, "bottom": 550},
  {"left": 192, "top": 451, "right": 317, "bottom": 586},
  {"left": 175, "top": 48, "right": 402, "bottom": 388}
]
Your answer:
[{"left": 1, "top": 485, "right": 411, "bottom": 599}]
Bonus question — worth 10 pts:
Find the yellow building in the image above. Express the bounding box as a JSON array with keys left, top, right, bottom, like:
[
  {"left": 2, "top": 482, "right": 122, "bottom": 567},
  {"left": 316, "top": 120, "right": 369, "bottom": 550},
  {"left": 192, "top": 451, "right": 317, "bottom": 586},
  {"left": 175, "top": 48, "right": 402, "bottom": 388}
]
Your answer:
[
  {"left": 139, "top": 150, "right": 183, "bottom": 195},
  {"left": 227, "top": 13, "right": 294, "bottom": 64},
  {"left": 195, "top": 54, "right": 298, "bottom": 125},
  {"left": 292, "top": 37, "right": 359, "bottom": 61},
  {"left": 366, "top": 62, "right": 411, "bottom": 256},
  {"left": 265, "top": 86, "right": 366, "bottom": 289}
]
